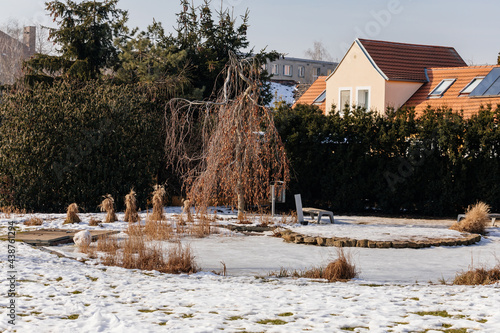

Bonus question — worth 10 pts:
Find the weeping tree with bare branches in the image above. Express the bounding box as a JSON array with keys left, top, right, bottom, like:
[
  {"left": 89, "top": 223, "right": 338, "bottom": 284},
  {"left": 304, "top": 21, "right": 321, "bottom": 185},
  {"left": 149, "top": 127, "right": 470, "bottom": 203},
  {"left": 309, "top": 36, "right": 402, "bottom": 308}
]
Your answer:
[{"left": 165, "top": 53, "right": 289, "bottom": 217}]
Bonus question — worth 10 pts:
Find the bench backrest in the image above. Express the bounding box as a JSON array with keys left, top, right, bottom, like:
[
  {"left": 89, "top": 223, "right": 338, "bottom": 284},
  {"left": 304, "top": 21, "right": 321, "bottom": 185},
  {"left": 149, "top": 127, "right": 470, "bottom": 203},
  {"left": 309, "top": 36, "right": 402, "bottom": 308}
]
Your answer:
[{"left": 294, "top": 194, "right": 304, "bottom": 223}]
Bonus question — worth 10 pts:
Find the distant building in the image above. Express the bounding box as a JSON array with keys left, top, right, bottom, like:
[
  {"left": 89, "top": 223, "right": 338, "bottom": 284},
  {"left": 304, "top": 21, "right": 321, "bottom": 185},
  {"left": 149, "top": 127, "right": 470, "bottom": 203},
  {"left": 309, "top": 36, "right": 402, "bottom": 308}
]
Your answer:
[
  {"left": 265, "top": 56, "right": 337, "bottom": 85},
  {"left": 0, "top": 26, "right": 36, "bottom": 85}
]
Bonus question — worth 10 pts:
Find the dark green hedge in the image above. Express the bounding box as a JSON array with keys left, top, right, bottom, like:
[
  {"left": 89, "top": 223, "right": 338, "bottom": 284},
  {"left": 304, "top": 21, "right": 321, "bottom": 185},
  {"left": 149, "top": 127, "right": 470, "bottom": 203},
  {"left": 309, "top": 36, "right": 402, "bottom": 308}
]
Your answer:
[
  {"left": 0, "top": 81, "right": 164, "bottom": 212},
  {"left": 275, "top": 104, "right": 500, "bottom": 216}
]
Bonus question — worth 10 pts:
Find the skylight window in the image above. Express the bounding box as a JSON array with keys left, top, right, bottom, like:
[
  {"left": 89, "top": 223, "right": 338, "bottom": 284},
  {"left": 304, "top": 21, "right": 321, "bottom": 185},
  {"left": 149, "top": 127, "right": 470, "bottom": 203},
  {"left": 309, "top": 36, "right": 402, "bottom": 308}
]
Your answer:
[
  {"left": 429, "top": 79, "right": 455, "bottom": 97},
  {"left": 460, "top": 77, "right": 484, "bottom": 95},
  {"left": 313, "top": 90, "right": 326, "bottom": 104}
]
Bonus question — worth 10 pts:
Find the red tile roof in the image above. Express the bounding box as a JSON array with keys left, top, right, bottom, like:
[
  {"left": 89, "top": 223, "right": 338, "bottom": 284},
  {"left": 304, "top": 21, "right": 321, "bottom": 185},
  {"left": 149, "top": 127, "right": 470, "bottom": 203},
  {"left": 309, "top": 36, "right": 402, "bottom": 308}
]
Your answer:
[
  {"left": 293, "top": 76, "right": 327, "bottom": 113},
  {"left": 404, "top": 66, "right": 500, "bottom": 118},
  {"left": 358, "top": 39, "right": 467, "bottom": 82}
]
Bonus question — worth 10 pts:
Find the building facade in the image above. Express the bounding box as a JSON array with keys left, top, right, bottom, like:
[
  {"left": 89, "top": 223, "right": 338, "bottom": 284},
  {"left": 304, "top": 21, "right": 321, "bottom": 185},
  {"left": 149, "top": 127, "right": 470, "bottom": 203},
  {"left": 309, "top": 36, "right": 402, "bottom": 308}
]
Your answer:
[{"left": 265, "top": 56, "right": 337, "bottom": 85}]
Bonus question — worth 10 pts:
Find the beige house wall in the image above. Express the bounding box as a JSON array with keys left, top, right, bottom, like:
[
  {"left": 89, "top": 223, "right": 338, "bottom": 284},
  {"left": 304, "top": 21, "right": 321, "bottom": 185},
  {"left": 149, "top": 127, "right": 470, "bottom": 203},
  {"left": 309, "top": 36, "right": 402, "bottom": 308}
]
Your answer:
[
  {"left": 325, "top": 42, "right": 386, "bottom": 114},
  {"left": 385, "top": 81, "right": 423, "bottom": 111},
  {"left": 325, "top": 41, "right": 424, "bottom": 114}
]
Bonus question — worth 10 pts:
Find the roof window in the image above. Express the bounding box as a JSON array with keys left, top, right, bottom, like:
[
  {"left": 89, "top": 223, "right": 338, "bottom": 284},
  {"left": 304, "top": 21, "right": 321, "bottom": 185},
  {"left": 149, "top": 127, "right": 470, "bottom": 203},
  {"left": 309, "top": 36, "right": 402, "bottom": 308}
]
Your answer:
[
  {"left": 429, "top": 79, "right": 455, "bottom": 98},
  {"left": 313, "top": 90, "right": 326, "bottom": 104},
  {"left": 460, "top": 77, "right": 484, "bottom": 95}
]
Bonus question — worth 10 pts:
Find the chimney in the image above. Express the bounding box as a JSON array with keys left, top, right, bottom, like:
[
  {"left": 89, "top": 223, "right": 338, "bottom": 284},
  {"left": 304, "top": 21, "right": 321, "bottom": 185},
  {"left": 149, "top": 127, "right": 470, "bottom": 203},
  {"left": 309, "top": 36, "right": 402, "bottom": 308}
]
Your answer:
[{"left": 23, "top": 26, "right": 36, "bottom": 56}]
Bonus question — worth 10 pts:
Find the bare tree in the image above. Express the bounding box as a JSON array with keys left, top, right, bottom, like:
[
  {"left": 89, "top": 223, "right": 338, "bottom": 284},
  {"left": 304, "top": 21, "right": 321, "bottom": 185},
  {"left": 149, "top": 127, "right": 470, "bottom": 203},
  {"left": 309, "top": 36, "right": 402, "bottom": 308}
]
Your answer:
[
  {"left": 165, "top": 53, "right": 289, "bottom": 217},
  {"left": 305, "top": 41, "right": 333, "bottom": 62}
]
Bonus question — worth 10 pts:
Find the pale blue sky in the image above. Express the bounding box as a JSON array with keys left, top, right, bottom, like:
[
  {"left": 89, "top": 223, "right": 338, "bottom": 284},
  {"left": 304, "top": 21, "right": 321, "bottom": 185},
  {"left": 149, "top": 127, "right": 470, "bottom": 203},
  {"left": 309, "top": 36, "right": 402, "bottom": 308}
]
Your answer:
[{"left": 2, "top": 0, "right": 499, "bottom": 64}]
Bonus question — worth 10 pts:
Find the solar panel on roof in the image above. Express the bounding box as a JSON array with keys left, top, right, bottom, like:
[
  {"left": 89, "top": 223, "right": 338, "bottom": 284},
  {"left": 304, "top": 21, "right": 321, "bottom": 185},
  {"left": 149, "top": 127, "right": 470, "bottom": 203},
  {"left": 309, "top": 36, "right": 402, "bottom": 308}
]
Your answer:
[{"left": 469, "top": 67, "right": 500, "bottom": 97}]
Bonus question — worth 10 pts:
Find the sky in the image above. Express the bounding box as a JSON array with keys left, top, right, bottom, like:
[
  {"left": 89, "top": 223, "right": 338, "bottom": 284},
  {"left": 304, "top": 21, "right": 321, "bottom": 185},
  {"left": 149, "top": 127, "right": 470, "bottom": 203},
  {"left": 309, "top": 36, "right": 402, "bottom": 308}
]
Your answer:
[{"left": 1, "top": 0, "right": 500, "bottom": 65}]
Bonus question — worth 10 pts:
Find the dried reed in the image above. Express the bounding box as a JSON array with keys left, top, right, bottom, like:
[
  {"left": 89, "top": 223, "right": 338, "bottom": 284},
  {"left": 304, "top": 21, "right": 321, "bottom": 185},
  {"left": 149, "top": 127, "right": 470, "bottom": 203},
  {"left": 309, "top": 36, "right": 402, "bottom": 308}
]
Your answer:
[
  {"left": 64, "top": 203, "right": 81, "bottom": 224},
  {"left": 124, "top": 189, "right": 140, "bottom": 223},
  {"left": 183, "top": 199, "right": 193, "bottom": 222},
  {"left": 89, "top": 218, "right": 101, "bottom": 226},
  {"left": 150, "top": 185, "right": 166, "bottom": 221},
  {"left": 96, "top": 234, "right": 120, "bottom": 254},
  {"left": 291, "top": 249, "right": 358, "bottom": 282},
  {"left": 450, "top": 202, "right": 490, "bottom": 235},
  {"left": 99, "top": 194, "right": 117, "bottom": 223},
  {"left": 454, "top": 265, "right": 500, "bottom": 285},
  {"left": 24, "top": 217, "right": 43, "bottom": 226}
]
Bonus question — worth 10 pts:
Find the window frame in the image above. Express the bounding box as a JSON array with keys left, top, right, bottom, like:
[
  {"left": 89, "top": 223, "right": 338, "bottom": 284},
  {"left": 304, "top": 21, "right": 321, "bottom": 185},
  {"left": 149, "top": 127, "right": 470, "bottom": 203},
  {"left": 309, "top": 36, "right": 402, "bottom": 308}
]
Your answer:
[
  {"left": 298, "top": 66, "right": 305, "bottom": 78},
  {"left": 283, "top": 64, "right": 292, "bottom": 77},
  {"left": 460, "top": 77, "right": 484, "bottom": 95},
  {"left": 428, "top": 79, "right": 456, "bottom": 98},
  {"left": 356, "top": 86, "right": 370, "bottom": 110},
  {"left": 271, "top": 64, "right": 279, "bottom": 75},
  {"left": 313, "top": 90, "right": 326, "bottom": 105},
  {"left": 338, "top": 87, "right": 352, "bottom": 111}
]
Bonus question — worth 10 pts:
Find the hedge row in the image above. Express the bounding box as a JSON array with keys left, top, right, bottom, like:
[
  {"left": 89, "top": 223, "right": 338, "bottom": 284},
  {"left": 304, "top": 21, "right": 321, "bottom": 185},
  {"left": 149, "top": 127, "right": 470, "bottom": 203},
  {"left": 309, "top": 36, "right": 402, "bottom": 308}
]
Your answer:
[
  {"left": 0, "top": 81, "right": 165, "bottom": 212},
  {"left": 274, "top": 104, "right": 500, "bottom": 216}
]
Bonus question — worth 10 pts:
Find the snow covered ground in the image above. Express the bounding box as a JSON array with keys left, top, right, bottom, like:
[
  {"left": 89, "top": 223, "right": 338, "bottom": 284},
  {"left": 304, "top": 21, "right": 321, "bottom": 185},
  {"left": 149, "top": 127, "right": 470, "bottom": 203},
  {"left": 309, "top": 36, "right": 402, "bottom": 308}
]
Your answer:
[
  {"left": 1, "top": 209, "right": 499, "bottom": 332},
  {"left": 268, "top": 82, "right": 295, "bottom": 107}
]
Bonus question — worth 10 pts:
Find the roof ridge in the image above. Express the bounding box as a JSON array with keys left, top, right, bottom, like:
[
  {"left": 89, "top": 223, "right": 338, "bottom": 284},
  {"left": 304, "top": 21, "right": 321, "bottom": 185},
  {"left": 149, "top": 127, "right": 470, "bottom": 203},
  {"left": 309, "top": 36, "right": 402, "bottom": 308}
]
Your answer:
[
  {"left": 428, "top": 65, "right": 500, "bottom": 71},
  {"left": 358, "top": 38, "right": 456, "bottom": 50}
]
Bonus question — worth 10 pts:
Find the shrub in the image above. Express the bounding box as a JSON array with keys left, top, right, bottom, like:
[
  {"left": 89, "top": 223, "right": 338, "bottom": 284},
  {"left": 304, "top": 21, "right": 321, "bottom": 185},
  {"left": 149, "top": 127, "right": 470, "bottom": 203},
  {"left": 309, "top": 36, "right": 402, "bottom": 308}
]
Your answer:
[
  {"left": 0, "top": 80, "right": 164, "bottom": 212},
  {"left": 64, "top": 203, "right": 81, "bottom": 224},
  {"left": 450, "top": 202, "right": 490, "bottom": 235},
  {"left": 99, "top": 194, "right": 117, "bottom": 223},
  {"left": 124, "top": 189, "right": 140, "bottom": 223}
]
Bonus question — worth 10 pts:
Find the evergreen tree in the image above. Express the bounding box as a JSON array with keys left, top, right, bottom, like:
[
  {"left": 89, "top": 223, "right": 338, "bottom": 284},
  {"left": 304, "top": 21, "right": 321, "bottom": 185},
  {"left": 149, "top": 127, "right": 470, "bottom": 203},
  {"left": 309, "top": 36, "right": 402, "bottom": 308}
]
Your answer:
[{"left": 24, "top": 0, "right": 128, "bottom": 82}]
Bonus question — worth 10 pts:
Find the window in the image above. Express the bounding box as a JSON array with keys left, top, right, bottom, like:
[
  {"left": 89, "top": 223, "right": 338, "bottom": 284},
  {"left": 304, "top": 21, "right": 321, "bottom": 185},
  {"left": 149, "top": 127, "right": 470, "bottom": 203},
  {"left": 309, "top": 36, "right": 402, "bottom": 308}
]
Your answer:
[
  {"left": 271, "top": 64, "right": 279, "bottom": 75},
  {"left": 339, "top": 89, "right": 351, "bottom": 110},
  {"left": 261, "top": 63, "right": 268, "bottom": 72},
  {"left": 313, "top": 67, "right": 321, "bottom": 78},
  {"left": 460, "top": 77, "right": 484, "bottom": 95},
  {"left": 283, "top": 65, "right": 292, "bottom": 77},
  {"left": 313, "top": 90, "right": 326, "bottom": 105},
  {"left": 429, "top": 79, "right": 455, "bottom": 97},
  {"left": 357, "top": 88, "right": 370, "bottom": 109},
  {"left": 298, "top": 66, "right": 305, "bottom": 78}
]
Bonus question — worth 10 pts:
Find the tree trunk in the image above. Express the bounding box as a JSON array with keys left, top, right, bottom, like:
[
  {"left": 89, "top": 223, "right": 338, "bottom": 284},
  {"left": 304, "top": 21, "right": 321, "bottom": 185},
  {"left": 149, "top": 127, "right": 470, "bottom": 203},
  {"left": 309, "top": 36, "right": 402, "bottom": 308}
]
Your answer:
[{"left": 237, "top": 179, "right": 245, "bottom": 219}]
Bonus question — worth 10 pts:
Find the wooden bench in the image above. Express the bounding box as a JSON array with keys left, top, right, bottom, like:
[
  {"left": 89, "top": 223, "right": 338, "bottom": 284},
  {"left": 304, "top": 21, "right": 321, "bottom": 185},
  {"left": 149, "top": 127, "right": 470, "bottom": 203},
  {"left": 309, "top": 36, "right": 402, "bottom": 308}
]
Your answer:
[
  {"left": 294, "top": 194, "right": 334, "bottom": 224},
  {"left": 457, "top": 213, "right": 500, "bottom": 227}
]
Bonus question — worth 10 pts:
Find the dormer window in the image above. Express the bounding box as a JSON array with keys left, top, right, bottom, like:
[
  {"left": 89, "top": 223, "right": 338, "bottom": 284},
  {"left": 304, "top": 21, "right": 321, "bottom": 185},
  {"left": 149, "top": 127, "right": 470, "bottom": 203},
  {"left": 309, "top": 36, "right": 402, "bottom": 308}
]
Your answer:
[
  {"left": 460, "top": 77, "right": 484, "bottom": 95},
  {"left": 429, "top": 79, "right": 455, "bottom": 98}
]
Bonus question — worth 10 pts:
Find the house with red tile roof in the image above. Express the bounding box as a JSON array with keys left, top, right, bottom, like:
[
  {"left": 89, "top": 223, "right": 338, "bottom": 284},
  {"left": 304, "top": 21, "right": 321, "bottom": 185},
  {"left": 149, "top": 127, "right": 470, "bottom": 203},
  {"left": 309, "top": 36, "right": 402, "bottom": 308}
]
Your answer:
[
  {"left": 323, "top": 38, "right": 467, "bottom": 114},
  {"left": 293, "top": 76, "right": 327, "bottom": 112},
  {"left": 404, "top": 66, "right": 500, "bottom": 118}
]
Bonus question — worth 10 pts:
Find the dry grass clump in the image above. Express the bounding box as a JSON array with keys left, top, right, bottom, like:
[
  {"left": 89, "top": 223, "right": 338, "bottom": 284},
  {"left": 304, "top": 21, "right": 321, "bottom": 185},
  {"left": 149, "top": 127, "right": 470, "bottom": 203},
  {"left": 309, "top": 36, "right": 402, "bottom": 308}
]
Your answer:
[
  {"left": 274, "top": 249, "right": 358, "bottom": 282},
  {"left": 98, "top": 235, "right": 198, "bottom": 274},
  {"left": 124, "top": 189, "right": 140, "bottom": 223},
  {"left": 150, "top": 185, "right": 166, "bottom": 221},
  {"left": 187, "top": 219, "right": 212, "bottom": 238},
  {"left": 63, "top": 203, "right": 81, "bottom": 224},
  {"left": 24, "top": 217, "right": 43, "bottom": 226},
  {"left": 450, "top": 202, "right": 490, "bottom": 235},
  {"left": 453, "top": 265, "right": 500, "bottom": 285},
  {"left": 96, "top": 234, "right": 120, "bottom": 254},
  {"left": 182, "top": 199, "right": 193, "bottom": 222},
  {"left": 89, "top": 218, "right": 101, "bottom": 226},
  {"left": 143, "top": 219, "right": 174, "bottom": 241},
  {"left": 164, "top": 242, "right": 198, "bottom": 274},
  {"left": 99, "top": 194, "right": 117, "bottom": 223},
  {"left": 1, "top": 206, "right": 26, "bottom": 218}
]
